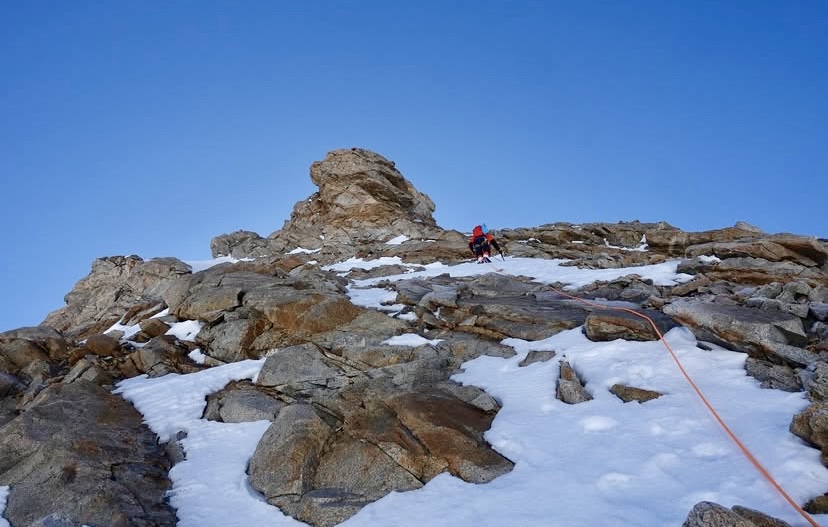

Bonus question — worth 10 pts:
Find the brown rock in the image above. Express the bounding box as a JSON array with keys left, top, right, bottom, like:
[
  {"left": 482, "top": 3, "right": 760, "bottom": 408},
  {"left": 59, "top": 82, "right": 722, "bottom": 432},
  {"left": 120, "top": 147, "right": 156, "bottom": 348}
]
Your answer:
[
  {"left": 805, "top": 494, "right": 828, "bottom": 514},
  {"left": 584, "top": 309, "right": 676, "bottom": 342},
  {"left": 83, "top": 334, "right": 122, "bottom": 357},
  {"left": 790, "top": 401, "right": 828, "bottom": 450},
  {"left": 682, "top": 501, "right": 757, "bottom": 527},
  {"left": 610, "top": 383, "right": 663, "bottom": 403},
  {"left": 138, "top": 317, "right": 171, "bottom": 339},
  {"left": 557, "top": 360, "right": 592, "bottom": 404}
]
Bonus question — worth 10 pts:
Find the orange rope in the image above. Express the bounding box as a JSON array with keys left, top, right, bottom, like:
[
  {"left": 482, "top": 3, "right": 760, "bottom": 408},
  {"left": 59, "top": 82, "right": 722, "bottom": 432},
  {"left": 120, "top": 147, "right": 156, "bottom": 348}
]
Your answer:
[{"left": 547, "top": 287, "right": 821, "bottom": 527}]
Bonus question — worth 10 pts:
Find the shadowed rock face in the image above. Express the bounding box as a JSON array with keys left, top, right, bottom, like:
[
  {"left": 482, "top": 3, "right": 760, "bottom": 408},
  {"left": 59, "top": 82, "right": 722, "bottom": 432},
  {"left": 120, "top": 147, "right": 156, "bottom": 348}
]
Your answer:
[{"left": 0, "top": 381, "right": 176, "bottom": 527}]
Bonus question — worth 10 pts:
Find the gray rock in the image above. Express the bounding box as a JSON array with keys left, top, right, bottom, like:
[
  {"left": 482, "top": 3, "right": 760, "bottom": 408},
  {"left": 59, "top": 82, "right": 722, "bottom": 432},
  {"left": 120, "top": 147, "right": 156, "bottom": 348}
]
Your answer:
[
  {"left": 811, "top": 303, "right": 828, "bottom": 322},
  {"left": 196, "top": 308, "right": 271, "bottom": 362},
  {"left": 755, "top": 282, "right": 784, "bottom": 299},
  {"left": 557, "top": 361, "right": 592, "bottom": 404},
  {"left": 682, "top": 501, "right": 763, "bottom": 526},
  {"left": 778, "top": 281, "right": 812, "bottom": 303},
  {"left": 63, "top": 358, "right": 113, "bottom": 386},
  {"left": 434, "top": 331, "right": 516, "bottom": 364},
  {"left": 813, "top": 322, "right": 828, "bottom": 343},
  {"left": 127, "top": 335, "right": 201, "bottom": 378},
  {"left": 744, "top": 358, "right": 802, "bottom": 392},
  {"left": 210, "top": 230, "right": 283, "bottom": 259},
  {"left": 452, "top": 293, "right": 589, "bottom": 341},
  {"left": 299, "top": 437, "right": 423, "bottom": 527},
  {"left": 0, "top": 381, "right": 176, "bottom": 527},
  {"left": 713, "top": 257, "right": 824, "bottom": 286},
  {"left": 685, "top": 238, "right": 823, "bottom": 267},
  {"left": 394, "top": 277, "right": 442, "bottom": 305},
  {"left": 174, "top": 284, "right": 243, "bottom": 321},
  {"left": 803, "top": 363, "right": 828, "bottom": 401},
  {"left": 439, "top": 382, "right": 502, "bottom": 412},
  {"left": 731, "top": 505, "right": 793, "bottom": 527},
  {"left": 519, "top": 350, "right": 556, "bottom": 367},
  {"left": 810, "top": 286, "right": 828, "bottom": 303},
  {"left": 419, "top": 285, "right": 459, "bottom": 310},
  {"left": 646, "top": 222, "right": 763, "bottom": 255},
  {"left": 249, "top": 403, "right": 332, "bottom": 499},
  {"left": 256, "top": 343, "right": 343, "bottom": 388},
  {"left": 663, "top": 301, "right": 816, "bottom": 366},
  {"left": 584, "top": 308, "right": 677, "bottom": 342},
  {"left": 310, "top": 310, "right": 411, "bottom": 356},
  {"left": 203, "top": 382, "right": 285, "bottom": 423},
  {"left": 609, "top": 383, "right": 663, "bottom": 403},
  {"left": 0, "top": 371, "right": 25, "bottom": 397},
  {"left": 781, "top": 302, "right": 811, "bottom": 319}
]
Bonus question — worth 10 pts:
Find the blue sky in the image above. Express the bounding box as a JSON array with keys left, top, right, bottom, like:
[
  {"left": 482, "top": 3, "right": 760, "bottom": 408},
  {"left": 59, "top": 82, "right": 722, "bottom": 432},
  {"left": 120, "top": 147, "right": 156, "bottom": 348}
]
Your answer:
[{"left": 1, "top": 0, "right": 826, "bottom": 332}]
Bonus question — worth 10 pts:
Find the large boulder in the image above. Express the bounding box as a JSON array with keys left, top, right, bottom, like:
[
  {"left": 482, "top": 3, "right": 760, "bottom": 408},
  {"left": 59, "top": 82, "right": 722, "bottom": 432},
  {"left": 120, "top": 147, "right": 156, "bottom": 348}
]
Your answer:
[
  {"left": 248, "top": 381, "right": 513, "bottom": 527},
  {"left": 0, "top": 380, "right": 176, "bottom": 527}
]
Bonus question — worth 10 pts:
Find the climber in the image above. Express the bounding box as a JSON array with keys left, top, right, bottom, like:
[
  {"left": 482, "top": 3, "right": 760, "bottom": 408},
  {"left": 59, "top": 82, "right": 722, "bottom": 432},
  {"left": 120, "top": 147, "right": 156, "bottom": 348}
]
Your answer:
[{"left": 468, "top": 224, "right": 502, "bottom": 263}]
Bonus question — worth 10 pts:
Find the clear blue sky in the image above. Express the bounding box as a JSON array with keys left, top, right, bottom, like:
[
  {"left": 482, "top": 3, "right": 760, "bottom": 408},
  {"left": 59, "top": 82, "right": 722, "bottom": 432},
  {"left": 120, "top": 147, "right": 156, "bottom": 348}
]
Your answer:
[{"left": 2, "top": 0, "right": 826, "bottom": 332}]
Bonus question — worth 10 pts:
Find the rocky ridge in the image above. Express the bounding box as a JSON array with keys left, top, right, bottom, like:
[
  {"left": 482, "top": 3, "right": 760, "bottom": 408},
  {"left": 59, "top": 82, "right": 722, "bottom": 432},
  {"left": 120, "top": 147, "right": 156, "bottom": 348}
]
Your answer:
[{"left": 0, "top": 147, "right": 825, "bottom": 527}]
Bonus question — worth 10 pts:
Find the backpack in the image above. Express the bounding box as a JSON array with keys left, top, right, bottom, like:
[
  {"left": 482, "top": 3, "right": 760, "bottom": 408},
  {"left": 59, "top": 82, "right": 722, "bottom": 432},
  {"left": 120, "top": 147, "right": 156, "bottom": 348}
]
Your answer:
[{"left": 471, "top": 234, "right": 490, "bottom": 254}]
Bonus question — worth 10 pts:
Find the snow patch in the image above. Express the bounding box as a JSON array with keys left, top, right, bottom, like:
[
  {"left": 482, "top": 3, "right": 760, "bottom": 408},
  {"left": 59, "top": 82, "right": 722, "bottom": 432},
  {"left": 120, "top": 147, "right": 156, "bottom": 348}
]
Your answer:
[
  {"left": 382, "top": 334, "right": 444, "bottom": 347},
  {"left": 166, "top": 320, "right": 203, "bottom": 342},
  {"left": 288, "top": 247, "right": 321, "bottom": 254},
  {"left": 386, "top": 235, "right": 410, "bottom": 245}
]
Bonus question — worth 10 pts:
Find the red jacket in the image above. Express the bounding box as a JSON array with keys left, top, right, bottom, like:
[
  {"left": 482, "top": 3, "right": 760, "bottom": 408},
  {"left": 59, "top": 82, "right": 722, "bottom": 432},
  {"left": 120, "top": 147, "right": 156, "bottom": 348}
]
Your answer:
[
  {"left": 470, "top": 225, "right": 494, "bottom": 243},
  {"left": 469, "top": 225, "right": 500, "bottom": 254}
]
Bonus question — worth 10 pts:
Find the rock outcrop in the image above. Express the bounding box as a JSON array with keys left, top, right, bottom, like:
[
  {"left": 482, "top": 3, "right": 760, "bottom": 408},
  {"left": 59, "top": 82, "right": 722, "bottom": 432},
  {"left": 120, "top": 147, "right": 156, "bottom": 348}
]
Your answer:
[
  {"left": 211, "top": 148, "right": 451, "bottom": 262},
  {"left": 0, "top": 147, "right": 824, "bottom": 526},
  {"left": 248, "top": 381, "right": 512, "bottom": 527},
  {"left": 43, "top": 256, "right": 190, "bottom": 340}
]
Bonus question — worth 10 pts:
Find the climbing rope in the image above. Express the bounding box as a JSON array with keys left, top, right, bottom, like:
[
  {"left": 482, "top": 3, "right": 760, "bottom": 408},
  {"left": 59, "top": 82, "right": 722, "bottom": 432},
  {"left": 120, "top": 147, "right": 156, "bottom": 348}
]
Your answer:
[{"left": 546, "top": 286, "right": 820, "bottom": 527}]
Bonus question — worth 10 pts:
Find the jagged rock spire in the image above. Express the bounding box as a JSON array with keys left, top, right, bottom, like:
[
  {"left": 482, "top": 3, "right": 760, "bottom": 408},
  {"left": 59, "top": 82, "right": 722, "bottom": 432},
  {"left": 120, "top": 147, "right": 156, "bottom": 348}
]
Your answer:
[{"left": 211, "top": 148, "right": 444, "bottom": 259}]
